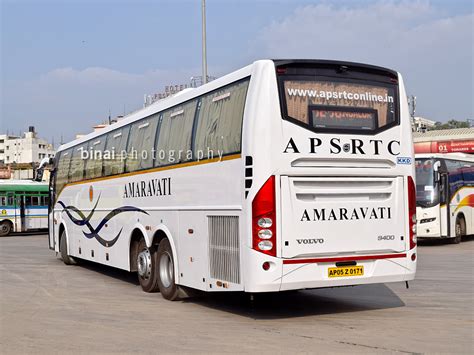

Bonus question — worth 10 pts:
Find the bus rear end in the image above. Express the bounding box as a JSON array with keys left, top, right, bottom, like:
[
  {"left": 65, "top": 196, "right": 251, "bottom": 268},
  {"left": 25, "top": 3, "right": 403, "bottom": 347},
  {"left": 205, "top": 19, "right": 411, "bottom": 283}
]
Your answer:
[{"left": 244, "top": 60, "right": 416, "bottom": 292}]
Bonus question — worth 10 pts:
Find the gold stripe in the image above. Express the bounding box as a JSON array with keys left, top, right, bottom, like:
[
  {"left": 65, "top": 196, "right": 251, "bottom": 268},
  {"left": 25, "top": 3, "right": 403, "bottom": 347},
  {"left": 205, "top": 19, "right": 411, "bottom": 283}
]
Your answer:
[
  {"left": 449, "top": 186, "right": 474, "bottom": 205},
  {"left": 57, "top": 154, "right": 241, "bottom": 199}
]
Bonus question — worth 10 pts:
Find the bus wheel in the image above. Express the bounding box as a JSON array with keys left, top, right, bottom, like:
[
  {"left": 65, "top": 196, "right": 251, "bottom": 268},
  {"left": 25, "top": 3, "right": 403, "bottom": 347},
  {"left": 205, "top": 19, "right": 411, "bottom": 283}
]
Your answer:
[
  {"left": 157, "top": 239, "right": 181, "bottom": 301},
  {"left": 0, "top": 221, "right": 12, "bottom": 237},
  {"left": 452, "top": 217, "right": 465, "bottom": 244},
  {"left": 60, "top": 230, "right": 76, "bottom": 265},
  {"left": 136, "top": 239, "right": 160, "bottom": 293}
]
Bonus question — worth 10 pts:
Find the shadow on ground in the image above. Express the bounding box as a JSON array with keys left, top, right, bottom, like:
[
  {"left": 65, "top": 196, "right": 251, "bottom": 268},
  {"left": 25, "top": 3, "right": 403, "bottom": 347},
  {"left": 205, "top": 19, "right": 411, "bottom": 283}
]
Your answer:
[
  {"left": 68, "top": 257, "right": 405, "bottom": 320},
  {"left": 185, "top": 283, "right": 405, "bottom": 320},
  {"left": 71, "top": 259, "right": 140, "bottom": 286},
  {"left": 418, "top": 234, "right": 474, "bottom": 246}
]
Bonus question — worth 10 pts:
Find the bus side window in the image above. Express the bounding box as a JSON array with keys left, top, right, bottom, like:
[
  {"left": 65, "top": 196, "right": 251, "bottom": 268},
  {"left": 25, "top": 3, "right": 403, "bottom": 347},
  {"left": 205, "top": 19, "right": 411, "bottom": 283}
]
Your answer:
[
  {"left": 445, "top": 160, "right": 463, "bottom": 198},
  {"left": 43, "top": 196, "right": 50, "bottom": 206},
  {"left": 7, "top": 196, "right": 14, "bottom": 206},
  {"left": 25, "top": 196, "right": 32, "bottom": 206},
  {"left": 31, "top": 196, "right": 39, "bottom": 206},
  {"left": 69, "top": 144, "right": 88, "bottom": 182},
  {"left": 104, "top": 126, "right": 130, "bottom": 176},
  {"left": 155, "top": 101, "right": 197, "bottom": 167},
  {"left": 193, "top": 79, "right": 249, "bottom": 156},
  {"left": 85, "top": 136, "right": 107, "bottom": 179},
  {"left": 126, "top": 114, "right": 159, "bottom": 172},
  {"left": 0, "top": 196, "right": 5, "bottom": 206},
  {"left": 56, "top": 149, "right": 72, "bottom": 198}
]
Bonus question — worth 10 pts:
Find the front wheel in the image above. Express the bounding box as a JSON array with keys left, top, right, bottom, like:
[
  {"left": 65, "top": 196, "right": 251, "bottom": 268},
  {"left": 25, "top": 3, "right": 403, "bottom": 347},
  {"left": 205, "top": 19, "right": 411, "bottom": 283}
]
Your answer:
[
  {"left": 451, "top": 217, "right": 465, "bottom": 244},
  {"left": 60, "top": 230, "right": 77, "bottom": 265},
  {"left": 157, "top": 239, "right": 181, "bottom": 301},
  {"left": 0, "top": 221, "right": 12, "bottom": 237}
]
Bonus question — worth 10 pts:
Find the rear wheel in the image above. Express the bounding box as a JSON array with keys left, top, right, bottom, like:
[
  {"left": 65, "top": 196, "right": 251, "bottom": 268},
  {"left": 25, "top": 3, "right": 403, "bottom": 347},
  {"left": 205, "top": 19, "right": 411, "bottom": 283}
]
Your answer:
[
  {"left": 0, "top": 221, "right": 12, "bottom": 237},
  {"left": 136, "top": 238, "right": 160, "bottom": 293},
  {"left": 451, "top": 217, "right": 465, "bottom": 244},
  {"left": 60, "top": 230, "right": 76, "bottom": 265},
  {"left": 157, "top": 239, "right": 181, "bottom": 301}
]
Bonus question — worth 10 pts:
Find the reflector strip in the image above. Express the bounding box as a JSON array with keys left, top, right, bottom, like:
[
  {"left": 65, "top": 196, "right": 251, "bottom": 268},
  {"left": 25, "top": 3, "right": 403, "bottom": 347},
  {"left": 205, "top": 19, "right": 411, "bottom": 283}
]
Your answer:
[{"left": 283, "top": 253, "right": 406, "bottom": 265}]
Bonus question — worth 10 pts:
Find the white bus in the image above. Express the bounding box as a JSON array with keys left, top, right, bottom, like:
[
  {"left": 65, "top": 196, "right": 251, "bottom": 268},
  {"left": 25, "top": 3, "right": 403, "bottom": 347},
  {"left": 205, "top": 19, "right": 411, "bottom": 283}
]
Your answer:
[
  {"left": 48, "top": 59, "right": 416, "bottom": 300},
  {"left": 416, "top": 153, "right": 474, "bottom": 243}
]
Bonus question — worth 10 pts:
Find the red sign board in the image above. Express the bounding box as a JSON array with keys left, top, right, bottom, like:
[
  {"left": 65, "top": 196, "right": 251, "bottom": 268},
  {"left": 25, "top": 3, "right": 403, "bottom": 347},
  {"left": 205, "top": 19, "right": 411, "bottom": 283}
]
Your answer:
[{"left": 414, "top": 140, "right": 474, "bottom": 154}]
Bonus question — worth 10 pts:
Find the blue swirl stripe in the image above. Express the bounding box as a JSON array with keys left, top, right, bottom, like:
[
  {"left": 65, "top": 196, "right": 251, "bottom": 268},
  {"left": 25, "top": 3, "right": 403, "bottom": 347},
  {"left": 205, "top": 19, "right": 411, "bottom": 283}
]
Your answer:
[{"left": 57, "top": 197, "right": 148, "bottom": 248}]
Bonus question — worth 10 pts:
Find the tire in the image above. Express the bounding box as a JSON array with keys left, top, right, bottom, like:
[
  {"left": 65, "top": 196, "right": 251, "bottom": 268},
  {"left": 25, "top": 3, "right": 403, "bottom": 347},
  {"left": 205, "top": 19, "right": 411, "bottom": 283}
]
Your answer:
[
  {"left": 157, "top": 239, "right": 182, "bottom": 301},
  {"left": 60, "top": 230, "right": 76, "bottom": 265},
  {"left": 451, "top": 217, "right": 465, "bottom": 244},
  {"left": 136, "top": 238, "right": 160, "bottom": 293},
  {"left": 0, "top": 221, "right": 12, "bottom": 237}
]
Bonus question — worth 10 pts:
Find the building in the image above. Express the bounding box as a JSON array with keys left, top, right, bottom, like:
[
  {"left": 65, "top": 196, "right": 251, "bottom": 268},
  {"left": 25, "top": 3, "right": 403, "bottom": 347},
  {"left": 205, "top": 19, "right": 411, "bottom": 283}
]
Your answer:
[
  {"left": 412, "top": 116, "right": 437, "bottom": 132},
  {"left": 413, "top": 128, "right": 474, "bottom": 154},
  {"left": 0, "top": 127, "right": 55, "bottom": 165},
  {"left": 0, "top": 134, "right": 19, "bottom": 164}
]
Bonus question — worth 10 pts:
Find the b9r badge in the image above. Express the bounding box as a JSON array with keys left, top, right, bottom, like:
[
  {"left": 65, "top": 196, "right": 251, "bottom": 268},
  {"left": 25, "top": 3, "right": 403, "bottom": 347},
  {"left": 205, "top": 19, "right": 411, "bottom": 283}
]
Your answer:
[{"left": 378, "top": 235, "right": 395, "bottom": 241}]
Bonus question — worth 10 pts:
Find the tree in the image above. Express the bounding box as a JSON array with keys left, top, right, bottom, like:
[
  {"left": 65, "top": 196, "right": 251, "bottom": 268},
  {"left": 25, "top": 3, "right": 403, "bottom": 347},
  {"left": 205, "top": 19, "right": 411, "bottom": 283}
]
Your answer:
[{"left": 429, "top": 120, "right": 470, "bottom": 130}]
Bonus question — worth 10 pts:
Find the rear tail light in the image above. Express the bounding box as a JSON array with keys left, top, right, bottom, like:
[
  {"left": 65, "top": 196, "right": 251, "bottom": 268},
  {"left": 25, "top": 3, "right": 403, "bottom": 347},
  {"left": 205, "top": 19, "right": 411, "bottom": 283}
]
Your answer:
[
  {"left": 252, "top": 176, "right": 276, "bottom": 257},
  {"left": 408, "top": 176, "right": 417, "bottom": 250}
]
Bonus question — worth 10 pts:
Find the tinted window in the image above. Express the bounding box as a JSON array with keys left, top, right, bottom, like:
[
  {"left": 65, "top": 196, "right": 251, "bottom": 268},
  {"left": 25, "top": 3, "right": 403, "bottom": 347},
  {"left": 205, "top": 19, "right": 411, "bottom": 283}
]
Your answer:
[
  {"left": 85, "top": 136, "right": 107, "bottom": 179},
  {"left": 56, "top": 149, "right": 72, "bottom": 196},
  {"left": 194, "top": 80, "right": 249, "bottom": 156},
  {"left": 69, "top": 143, "right": 87, "bottom": 182},
  {"left": 31, "top": 196, "right": 39, "bottom": 206},
  {"left": 104, "top": 126, "right": 130, "bottom": 176},
  {"left": 126, "top": 115, "right": 159, "bottom": 172},
  {"left": 155, "top": 100, "right": 197, "bottom": 166},
  {"left": 281, "top": 78, "right": 397, "bottom": 132}
]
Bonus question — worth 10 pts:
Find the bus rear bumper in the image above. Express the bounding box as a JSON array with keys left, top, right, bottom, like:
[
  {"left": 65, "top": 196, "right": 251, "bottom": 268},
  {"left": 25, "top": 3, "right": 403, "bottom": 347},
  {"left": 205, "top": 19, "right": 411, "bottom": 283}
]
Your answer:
[
  {"left": 244, "top": 249, "right": 416, "bottom": 293},
  {"left": 279, "top": 261, "right": 415, "bottom": 291}
]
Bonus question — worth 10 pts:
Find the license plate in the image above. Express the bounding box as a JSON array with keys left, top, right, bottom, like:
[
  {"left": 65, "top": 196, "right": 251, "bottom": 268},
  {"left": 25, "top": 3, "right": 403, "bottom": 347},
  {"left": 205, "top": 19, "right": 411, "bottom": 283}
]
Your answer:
[{"left": 328, "top": 265, "right": 364, "bottom": 278}]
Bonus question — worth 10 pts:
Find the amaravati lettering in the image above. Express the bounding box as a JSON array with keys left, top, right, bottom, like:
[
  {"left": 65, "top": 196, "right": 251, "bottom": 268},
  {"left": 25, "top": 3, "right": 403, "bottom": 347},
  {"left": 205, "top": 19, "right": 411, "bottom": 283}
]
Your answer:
[{"left": 123, "top": 177, "right": 171, "bottom": 198}]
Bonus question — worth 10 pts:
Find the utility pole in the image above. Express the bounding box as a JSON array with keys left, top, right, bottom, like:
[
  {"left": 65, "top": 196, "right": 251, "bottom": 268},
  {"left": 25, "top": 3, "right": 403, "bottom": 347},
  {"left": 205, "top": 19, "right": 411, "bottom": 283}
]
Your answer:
[{"left": 201, "top": 0, "right": 208, "bottom": 84}]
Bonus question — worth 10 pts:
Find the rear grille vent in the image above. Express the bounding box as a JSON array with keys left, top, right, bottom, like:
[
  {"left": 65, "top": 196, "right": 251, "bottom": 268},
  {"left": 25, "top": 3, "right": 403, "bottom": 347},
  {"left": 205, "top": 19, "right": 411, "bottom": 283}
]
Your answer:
[{"left": 208, "top": 216, "right": 240, "bottom": 284}]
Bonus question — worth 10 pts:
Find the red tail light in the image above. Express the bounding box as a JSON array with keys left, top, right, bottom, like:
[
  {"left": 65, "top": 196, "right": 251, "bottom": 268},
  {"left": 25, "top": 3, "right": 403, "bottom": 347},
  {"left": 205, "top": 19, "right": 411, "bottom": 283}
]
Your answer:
[
  {"left": 252, "top": 176, "right": 276, "bottom": 257},
  {"left": 408, "top": 176, "right": 417, "bottom": 250}
]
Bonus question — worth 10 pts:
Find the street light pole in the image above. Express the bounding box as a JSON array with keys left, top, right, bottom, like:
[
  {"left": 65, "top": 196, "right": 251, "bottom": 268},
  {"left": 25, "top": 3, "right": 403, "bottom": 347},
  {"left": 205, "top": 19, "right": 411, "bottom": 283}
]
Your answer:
[{"left": 202, "top": 0, "right": 208, "bottom": 84}]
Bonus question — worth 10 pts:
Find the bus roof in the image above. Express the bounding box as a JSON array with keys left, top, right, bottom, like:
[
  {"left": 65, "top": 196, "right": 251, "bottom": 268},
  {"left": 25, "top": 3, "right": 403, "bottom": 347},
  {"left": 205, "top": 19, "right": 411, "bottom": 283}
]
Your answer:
[
  {"left": 56, "top": 61, "right": 256, "bottom": 152},
  {"left": 415, "top": 153, "right": 474, "bottom": 162},
  {"left": 0, "top": 180, "right": 49, "bottom": 193},
  {"left": 56, "top": 58, "right": 403, "bottom": 154}
]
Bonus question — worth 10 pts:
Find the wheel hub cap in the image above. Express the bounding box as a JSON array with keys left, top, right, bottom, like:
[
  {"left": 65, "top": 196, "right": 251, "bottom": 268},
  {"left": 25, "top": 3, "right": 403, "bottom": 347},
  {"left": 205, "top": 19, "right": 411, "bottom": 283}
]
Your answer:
[
  {"left": 159, "top": 252, "right": 173, "bottom": 288},
  {"left": 137, "top": 249, "right": 152, "bottom": 279}
]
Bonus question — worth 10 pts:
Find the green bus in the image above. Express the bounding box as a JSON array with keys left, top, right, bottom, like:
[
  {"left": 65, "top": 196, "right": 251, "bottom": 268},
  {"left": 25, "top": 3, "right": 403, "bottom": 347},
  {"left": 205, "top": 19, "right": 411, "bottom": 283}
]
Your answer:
[{"left": 0, "top": 180, "right": 49, "bottom": 236}]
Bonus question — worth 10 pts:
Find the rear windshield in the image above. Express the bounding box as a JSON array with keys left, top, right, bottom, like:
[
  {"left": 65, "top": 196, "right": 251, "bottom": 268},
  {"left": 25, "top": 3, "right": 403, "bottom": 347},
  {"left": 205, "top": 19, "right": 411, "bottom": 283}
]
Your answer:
[{"left": 278, "top": 66, "right": 399, "bottom": 134}]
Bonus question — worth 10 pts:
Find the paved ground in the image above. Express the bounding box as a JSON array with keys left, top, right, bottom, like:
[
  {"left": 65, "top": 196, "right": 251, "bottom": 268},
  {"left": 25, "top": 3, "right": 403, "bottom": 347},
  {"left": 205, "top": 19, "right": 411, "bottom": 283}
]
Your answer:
[{"left": 1, "top": 234, "right": 473, "bottom": 354}]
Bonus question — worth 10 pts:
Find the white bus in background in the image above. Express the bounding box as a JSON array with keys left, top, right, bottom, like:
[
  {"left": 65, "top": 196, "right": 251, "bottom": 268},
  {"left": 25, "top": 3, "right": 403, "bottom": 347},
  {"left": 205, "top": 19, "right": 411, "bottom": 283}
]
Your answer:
[
  {"left": 415, "top": 153, "right": 474, "bottom": 243},
  {"left": 47, "top": 59, "right": 416, "bottom": 300}
]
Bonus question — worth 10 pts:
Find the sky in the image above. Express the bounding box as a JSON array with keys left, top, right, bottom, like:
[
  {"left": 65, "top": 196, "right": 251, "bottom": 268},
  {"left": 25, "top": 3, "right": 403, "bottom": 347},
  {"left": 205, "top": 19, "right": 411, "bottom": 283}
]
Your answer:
[{"left": 1, "top": 0, "right": 473, "bottom": 144}]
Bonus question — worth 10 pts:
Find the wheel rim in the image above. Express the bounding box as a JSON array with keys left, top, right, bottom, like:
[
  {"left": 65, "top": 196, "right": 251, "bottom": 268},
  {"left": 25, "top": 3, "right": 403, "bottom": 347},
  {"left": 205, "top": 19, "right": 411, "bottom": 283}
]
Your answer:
[
  {"left": 0, "top": 224, "right": 8, "bottom": 234},
  {"left": 137, "top": 249, "right": 152, "bottom": 280},
  {"left": 159, "top": 251, "right": 173, "bottom": 288}
]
